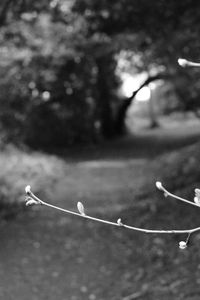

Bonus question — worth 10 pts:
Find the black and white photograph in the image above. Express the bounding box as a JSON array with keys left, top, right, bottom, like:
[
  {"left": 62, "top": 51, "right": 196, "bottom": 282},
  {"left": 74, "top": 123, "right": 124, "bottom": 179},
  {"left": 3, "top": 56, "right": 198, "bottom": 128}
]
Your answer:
[{"left": 1, "top": 1, "right": 200, "bottom": 299}]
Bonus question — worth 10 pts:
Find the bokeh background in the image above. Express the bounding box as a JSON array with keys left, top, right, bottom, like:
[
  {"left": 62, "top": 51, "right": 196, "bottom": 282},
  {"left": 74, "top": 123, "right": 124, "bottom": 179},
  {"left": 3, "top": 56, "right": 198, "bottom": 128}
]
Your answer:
[{"left": 1, "top": 0, "right": 200, "bottom": 299}]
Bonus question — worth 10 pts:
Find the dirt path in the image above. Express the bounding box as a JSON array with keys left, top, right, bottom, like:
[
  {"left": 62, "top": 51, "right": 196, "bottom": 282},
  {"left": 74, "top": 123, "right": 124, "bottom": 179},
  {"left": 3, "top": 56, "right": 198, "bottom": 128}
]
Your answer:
[{"left": 1, "top": 124, "right": 200, "bottom": 300}]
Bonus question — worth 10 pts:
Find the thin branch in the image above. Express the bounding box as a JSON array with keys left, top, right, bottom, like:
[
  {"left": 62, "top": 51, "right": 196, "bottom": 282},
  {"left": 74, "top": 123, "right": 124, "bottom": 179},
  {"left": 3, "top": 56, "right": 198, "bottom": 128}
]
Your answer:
[
  {"left": 155, "top": 181, "right": 200, "bottom": 208},
  {"left": 25, "top": 185, "right": 200, "bottom": 237}
]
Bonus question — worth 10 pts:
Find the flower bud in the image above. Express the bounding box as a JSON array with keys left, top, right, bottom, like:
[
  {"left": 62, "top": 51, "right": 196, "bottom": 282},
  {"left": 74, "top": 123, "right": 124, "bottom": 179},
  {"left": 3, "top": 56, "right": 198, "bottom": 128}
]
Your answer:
[
  {"left": 194, "top": 196, "right": 200, "bottom": 205},
  {"left": 117, "top": 218, "right": 123, "bottom": 226},
  {"left": 77, "top": 202, "right": 86, "bottom": 216},
  {"left": 25, "top": 185, "right": 31, "bottom": 194},
  {"left": 26, "top": 199, "right": 38, "bottom": 206},
  {"left": 178, "top": 58, "right": 188, "bottom": 67},
  {"left": 179, "top": 241, "right": 187, "bottom": 250},
  {"left": 195, "top": 188, "right": 200, "bottom": 198},
  {"left": 155, "top": 181, "right": 163, "bottom": 191}
]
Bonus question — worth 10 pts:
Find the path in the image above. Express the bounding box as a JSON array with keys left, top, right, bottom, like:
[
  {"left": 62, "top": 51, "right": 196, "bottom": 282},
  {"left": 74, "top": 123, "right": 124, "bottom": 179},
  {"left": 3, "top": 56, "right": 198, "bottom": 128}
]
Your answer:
[{"left": 0, "top": 123, "right": 200, "bottom": 300}]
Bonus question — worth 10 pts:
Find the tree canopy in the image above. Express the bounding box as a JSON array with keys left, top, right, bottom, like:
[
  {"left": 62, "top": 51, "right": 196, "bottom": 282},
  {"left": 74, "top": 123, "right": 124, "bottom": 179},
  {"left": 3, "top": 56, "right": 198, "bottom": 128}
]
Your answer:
[{"left": 0, "top": 0, "right": 200, "bottom": 149}]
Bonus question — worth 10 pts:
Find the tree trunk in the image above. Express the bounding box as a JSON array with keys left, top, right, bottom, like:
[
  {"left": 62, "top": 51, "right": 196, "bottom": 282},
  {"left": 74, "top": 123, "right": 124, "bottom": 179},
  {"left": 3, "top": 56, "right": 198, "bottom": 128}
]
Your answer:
[
  {"left": 96, "top": 56, "right": 116, "bottom": 138},
  {"left": 0, "top": 0, "right": 14, "bottom": 26},
  {"left": 115, "top": 73, "right": 170, "bottom": 134},
  {"left": 148, "top": 90, "right": 159, "bottom": 128}
]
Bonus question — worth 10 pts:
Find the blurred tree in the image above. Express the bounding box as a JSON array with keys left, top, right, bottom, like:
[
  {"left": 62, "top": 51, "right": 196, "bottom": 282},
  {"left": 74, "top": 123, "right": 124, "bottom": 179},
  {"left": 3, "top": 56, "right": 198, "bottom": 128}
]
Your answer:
[
  {"left": 73, "top": 0, "right": 200, "bottom": 118},
  {"left": 0, "top": 0, "right": 200, "bottom": 148},
  {"left": 0, "top": 0, "right": 122, "bottom": 148}
]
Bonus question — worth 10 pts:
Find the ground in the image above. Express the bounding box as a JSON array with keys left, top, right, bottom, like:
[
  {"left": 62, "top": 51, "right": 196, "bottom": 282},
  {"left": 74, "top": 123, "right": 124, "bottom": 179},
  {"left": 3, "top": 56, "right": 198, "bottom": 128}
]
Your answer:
[{"left": 1, "top": 119, "right": 200, "bottom": 300}]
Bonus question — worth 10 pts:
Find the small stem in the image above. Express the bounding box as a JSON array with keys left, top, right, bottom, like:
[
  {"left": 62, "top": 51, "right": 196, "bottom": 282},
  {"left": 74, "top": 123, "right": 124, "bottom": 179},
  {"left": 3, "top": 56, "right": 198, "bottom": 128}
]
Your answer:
[
  {"left": 186, "top": 232, "right": 192, "bottom": 244},
  {"left": 186, "top": 61, "right": 200, "bottom": 67}
]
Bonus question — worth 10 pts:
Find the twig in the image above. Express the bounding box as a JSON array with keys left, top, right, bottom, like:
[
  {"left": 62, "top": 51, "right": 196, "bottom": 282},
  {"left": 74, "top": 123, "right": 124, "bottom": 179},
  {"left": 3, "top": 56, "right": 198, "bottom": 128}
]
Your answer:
[
  {"left": 25, "top": 182, "right": 200, "bottom": 249},
  {"left": 178, "top": 58, "right": 200, "bottom": 68},
  {"left": 155, "top": 181, "right": 200, "bottom": 208}
]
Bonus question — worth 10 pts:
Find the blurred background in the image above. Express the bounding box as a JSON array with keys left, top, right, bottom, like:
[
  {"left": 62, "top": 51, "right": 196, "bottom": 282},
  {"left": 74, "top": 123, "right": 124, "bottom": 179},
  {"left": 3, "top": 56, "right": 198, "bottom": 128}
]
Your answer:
[{"left": 1, "top": 0, "right": 200, "bottom": 299}]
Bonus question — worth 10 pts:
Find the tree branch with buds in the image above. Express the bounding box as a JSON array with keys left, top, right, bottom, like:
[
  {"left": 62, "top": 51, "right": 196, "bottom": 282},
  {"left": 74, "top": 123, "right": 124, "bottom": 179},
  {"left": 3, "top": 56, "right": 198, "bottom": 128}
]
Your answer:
[{"left": 25, "top": 182, "right": 200, "bottom": 249}]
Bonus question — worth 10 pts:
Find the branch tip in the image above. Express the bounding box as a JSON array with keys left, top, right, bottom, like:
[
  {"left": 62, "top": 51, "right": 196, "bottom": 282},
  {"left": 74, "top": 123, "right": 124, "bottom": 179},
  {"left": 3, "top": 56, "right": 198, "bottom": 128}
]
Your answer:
[
  {"left": 155, "top": 181, "right": 164, "bottom": 191},
  {"left": 178, "top": 58, "right": 200, "bottom": 68},
  {"left": 25, "top": 185, "right": 31, "bottom": 194},
  {"left": 178, "top": 58, "right": 188, "bottom": 67}
]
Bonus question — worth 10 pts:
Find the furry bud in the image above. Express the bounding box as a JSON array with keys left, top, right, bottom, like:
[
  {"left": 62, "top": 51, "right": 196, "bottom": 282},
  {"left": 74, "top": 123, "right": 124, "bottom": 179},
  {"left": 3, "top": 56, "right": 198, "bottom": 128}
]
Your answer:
[
  {"left": 179, "top": 241, "right": 187, "bottom": 250},
  {"left": 178, "top": 58, "right": 188, "bottom": 67},
  {"left": 25, "top": 185, "right": 31, "bottom": 194},
  {"left": 117, "top": 218, "right": 123, "bottom": 226},
  {"left": 26, "top": 199, "right": 38, "bottom": 206},
  {"left": 77, "top": 202, "right": 86, "bottom": 216},
  {"left": 155, "top": 181, "right": 163, "bottom": 191},
  {"left": 194, "top": 197, "right": 200, "bottom": 205}
]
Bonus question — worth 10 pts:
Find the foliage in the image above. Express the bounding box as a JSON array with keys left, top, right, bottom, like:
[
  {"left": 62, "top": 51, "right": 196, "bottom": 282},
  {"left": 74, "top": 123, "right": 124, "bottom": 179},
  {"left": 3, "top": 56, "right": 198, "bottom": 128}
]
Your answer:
[
  {"left": 0, "top": 143, "right": 65, "bottom": 218},
  {"left": 74, "top": 0, "right": 200, "bottom": 111},
  {"left": 1, "top": 1, "right": 200, "bottom": 148},
  {"left": 0, "top": 1, "right": 124, "bottom": 148}
]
